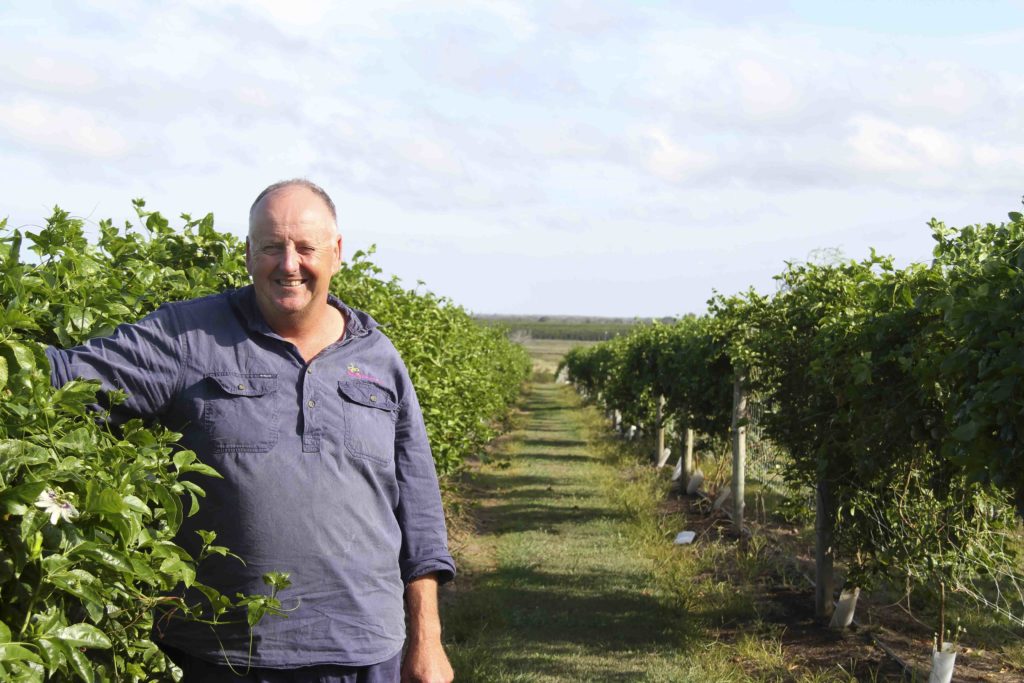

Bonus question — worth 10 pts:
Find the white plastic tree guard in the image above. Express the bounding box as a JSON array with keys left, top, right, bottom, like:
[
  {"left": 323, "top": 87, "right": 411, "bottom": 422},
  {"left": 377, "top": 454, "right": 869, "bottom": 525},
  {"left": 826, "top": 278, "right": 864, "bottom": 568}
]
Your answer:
[{"left": 828, "top": 587, "right": 860, "bottom": 629}]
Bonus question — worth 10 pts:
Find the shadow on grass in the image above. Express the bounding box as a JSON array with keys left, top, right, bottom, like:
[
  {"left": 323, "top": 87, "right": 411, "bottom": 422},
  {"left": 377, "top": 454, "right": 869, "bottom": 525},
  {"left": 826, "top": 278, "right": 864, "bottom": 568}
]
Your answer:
[
  {"left": 515, "top": 452, "right": 594, "bottom": 465},
  {"left": 466, "top": 469, "right": 619, "bottom": 534},
  {"left": 518, "top": 438, "right": 588, "bottom": 450},
  {"left": 445, "top": 564, "right": 702, "bottom": 680},
  {"left": 446, "top": 381, "right": 711, "bottom": 681}
]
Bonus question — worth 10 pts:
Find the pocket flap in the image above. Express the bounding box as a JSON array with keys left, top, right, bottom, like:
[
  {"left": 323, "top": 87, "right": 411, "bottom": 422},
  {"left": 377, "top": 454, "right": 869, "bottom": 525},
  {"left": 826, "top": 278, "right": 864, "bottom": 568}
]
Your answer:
[
  {"left": 338, "top": 379, "right": 397, "bottom": 411},
  {"left": 206, "top": 373, "right": 278, "bottom": 397}
]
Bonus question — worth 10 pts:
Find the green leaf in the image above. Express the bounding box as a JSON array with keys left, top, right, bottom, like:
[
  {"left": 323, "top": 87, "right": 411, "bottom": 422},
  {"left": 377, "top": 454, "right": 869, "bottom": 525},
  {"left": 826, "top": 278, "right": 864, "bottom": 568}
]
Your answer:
[
  {"left": 0, "top": 340, "right": 36, "bottom": 373},
  {"left": 158, "top": 557, "right": 196, "bottom": 587},
  {"left": 0, "top": 355, "right": 7, "bottom": 390},
  {"left": 0, "top": 620, "right": 10, "bottom": 644},
  {"left": 56, "top": 428, "right": 95, "bottom": 452},
  {"left": 193, "top": 583, "right": 233, "bottom": 617},
  {"left": 262, "top": 571, "right": 291, "bottom": 591},
  {"left": 195, "top": 529, "right": 217, "bottom": 546},
  {"left": 150, "top": 483, "right": 182, "bottom": 532},
  {"left": 122, "top": 494, "right": 150, "bottom": 516},
  {"left": 48, "top": 571, "right": 106, "bottom": 606},
  {"left": 52, "top": 638, "right": 93, "bottom": 682},
  {"left": 172, "top": 450, "right": 195, "bottom": 472},
  {"left": 53, "top": 623, "right": 111, "bottom": 649},
  {"left": 0, "top": 481, "right": 49, "bottom": 516},
  {"left": 87, "top": 487, "right": 127, "bottom": 515},
  {"left": 0, "top": 643, "right": 42, "bottom": 664},
  {"left": 36, "top": 635, "right": 61, "bottom": 669},
  {"left": 952, "top": 421, "right": 980, "bottom": 442},
  {"left": 187, "top": 491, "right": 201, "bottom": 517},
  {"left": 72, "top": 545, "right": 134, "bottom": 574},
  {"left": 0, "top": 440, "right": 51, "bottom": 470},
  {"left": 128, "top": 557, "right": 160, "bottom": 586},
  {"left": 185, "top": 462, "right": 221, "bottom": 478}
]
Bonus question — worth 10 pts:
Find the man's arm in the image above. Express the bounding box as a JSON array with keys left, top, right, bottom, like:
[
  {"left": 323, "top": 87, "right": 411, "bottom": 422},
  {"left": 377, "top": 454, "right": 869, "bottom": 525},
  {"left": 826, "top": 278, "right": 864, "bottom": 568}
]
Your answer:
[
  {"left": 46, "top": 305, "right": 184, "bottom": 421},
  {"left": 401, "top": 574, "right": 453, "bottom": 683}
]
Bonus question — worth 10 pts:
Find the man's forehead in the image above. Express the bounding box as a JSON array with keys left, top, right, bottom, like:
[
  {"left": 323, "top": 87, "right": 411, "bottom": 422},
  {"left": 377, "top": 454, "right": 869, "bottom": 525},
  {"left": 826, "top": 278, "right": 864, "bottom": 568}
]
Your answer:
[
  {"left": 250, "top": 186, "right": 337, "bottom": 231},
  {"left": 253, "top": 185, "right": 332, "bottom": 217}
]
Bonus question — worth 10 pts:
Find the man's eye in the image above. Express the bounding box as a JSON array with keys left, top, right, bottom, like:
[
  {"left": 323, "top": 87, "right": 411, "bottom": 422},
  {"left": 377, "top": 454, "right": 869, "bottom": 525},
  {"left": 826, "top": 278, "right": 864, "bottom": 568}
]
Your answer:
[{"left": 261, "top": 246, "right": 282, "bottom": 255}]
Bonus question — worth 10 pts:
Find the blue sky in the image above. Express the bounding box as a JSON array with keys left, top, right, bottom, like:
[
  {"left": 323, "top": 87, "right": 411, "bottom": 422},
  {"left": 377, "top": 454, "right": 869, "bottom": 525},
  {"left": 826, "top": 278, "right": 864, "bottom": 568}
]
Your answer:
[{"left": 2, "top": 1, "right": 1023, "bottom": 316}]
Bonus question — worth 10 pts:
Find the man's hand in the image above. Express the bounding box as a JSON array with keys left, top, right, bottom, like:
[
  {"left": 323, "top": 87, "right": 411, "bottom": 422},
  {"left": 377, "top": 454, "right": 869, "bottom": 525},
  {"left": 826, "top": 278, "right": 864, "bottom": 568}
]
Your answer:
[{"left": 402, "top": 574, "right": 454, "bottom": 683}]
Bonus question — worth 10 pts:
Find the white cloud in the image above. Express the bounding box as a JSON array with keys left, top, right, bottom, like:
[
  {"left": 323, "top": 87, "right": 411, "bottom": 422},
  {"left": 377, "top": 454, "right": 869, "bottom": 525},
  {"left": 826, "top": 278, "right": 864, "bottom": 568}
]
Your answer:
[
  {"left": 0, "top": 54, "right": 100, "bottom": 94},
  {"left": 631, "top": 126, "right": 713, "bottom": 184},
  {"left": 846, "top": 115, "right": 962, "bottom": 185},
  {"left": 511, "top": 121, "right": 611, "bottom": 161},
  {"left": 0, "top": 97, "right": 130, "bottom": 159},
  {"left": 397, "top": 137, "right": 465, "bottom": 177},
  {"left": 971, "top": 143, "right": 1024, "bottom": 171},
  {"left": 3, "top": 0, "right": 1024, "bottom": 316},
  {"left": 733, "top": 58, "right": 800, "bottom": 117},
  {"left": 230, "top": 0, "right": 333, "bottom": 27}
]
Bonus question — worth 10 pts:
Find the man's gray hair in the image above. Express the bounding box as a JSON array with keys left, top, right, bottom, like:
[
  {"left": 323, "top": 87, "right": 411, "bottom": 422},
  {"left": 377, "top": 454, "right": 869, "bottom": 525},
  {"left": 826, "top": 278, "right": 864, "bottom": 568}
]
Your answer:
[{"left": 249, "top": 179, "right": 338, "bottom": 227}]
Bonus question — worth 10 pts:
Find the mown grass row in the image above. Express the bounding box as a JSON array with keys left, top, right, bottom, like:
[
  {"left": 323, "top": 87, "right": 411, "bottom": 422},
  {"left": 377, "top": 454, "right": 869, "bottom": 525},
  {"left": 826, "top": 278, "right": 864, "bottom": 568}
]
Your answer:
[{"left": 443, "top": 360, "right": 893, "bottom": 681}]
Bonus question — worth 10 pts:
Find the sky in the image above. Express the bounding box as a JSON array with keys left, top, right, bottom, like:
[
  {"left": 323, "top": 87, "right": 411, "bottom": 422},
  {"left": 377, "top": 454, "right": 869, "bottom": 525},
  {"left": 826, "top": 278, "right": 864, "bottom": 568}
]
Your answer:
[{"left": 2, "top": 0, "right": 1023, "bottom": 317}]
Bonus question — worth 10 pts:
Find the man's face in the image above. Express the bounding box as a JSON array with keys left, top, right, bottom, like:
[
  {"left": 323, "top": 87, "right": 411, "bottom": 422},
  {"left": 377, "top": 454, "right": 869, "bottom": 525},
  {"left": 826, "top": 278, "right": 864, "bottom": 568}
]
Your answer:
[{"left": 246, "top": 186, "right": 342, "bottom": 330}]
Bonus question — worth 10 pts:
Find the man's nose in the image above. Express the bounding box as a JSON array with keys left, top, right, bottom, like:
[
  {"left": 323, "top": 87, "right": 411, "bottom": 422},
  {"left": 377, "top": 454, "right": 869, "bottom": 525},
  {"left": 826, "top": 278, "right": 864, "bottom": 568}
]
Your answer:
[{"left": 280, "top": 245, "right": 300, "bottom": 272}]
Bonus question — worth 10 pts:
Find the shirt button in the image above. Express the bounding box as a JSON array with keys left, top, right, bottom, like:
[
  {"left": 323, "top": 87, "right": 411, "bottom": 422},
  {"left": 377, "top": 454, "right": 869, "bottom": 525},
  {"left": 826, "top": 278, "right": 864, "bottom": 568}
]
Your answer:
[
  {"left": 237, "top": 384, "right": 246, "bottom": 390},
  {"left": 369, "top": 394, "right": 377, "bottom": 403},
  {"left": 307, "top": 399, "right": 316, "bottom": 408},
  {"left": 306, "top": 368, "right": 313, "bottom": 374}
]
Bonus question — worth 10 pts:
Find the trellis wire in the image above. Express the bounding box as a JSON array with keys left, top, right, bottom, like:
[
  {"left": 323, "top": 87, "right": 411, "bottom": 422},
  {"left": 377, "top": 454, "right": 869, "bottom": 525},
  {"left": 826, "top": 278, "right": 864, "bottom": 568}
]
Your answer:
[
  {"left": 744, "top": 378, "right": 814, "bottom": 511},
  {"left": 743, "top": 370, "right": 1024, "bottom": 630}
]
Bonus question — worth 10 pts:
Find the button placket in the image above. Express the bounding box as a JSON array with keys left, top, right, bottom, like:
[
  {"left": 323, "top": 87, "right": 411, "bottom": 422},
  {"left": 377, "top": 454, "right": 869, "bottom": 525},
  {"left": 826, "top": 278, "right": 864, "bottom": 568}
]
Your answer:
[{"left": 301, "top": 364, "right": 321, "bottom": 452}]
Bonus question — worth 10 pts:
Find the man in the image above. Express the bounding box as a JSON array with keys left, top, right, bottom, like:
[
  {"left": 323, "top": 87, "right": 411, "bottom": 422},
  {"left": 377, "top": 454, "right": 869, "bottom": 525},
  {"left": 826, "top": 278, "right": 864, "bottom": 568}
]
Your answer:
[{"left": 46, "top": 180, "right": 456, "bottom": 682}]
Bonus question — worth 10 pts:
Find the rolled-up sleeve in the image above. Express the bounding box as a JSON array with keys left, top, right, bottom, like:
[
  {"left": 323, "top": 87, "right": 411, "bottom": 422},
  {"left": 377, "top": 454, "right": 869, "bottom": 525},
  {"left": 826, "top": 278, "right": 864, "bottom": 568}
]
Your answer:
[
  {"left": 393, "top": 378, "right": 456, "bottom": 585},
  {"left": 46, "top": 304, "right": 186, "bottom": 423}
]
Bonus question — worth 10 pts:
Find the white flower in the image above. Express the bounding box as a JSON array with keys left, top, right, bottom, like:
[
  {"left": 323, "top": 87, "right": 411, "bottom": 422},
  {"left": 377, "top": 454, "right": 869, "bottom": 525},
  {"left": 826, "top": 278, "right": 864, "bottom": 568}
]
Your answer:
[{"left": 34, "top": 488, "right": 79, "bottom": 525}]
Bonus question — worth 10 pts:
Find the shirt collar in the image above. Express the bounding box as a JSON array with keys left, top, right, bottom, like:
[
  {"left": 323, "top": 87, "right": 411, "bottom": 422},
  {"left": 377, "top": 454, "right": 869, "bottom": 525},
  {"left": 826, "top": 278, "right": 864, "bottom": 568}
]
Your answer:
[{"left": 230, "top": 285, "right": 380, "bottom": 339}]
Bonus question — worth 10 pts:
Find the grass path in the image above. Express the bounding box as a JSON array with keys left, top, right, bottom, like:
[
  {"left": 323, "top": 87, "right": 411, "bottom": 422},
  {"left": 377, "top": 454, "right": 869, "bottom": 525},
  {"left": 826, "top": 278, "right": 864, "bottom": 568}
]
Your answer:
[
  {"left": 443, "top": 376, "right": 702, "bottom": 682},
  {"left": 441, "top": 346, "right": 981, "bottom": 682}
]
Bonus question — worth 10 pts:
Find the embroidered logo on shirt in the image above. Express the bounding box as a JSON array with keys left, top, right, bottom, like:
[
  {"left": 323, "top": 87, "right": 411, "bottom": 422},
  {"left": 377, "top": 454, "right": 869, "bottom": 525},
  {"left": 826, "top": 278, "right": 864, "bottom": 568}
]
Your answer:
[{"left": 347, "top": 363, "right": 381, "bottom": 383}]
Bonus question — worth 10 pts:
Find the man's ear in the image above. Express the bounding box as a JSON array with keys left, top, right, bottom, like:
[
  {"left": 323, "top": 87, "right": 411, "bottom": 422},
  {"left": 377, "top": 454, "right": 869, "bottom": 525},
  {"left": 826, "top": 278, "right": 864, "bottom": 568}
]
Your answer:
[
  {"left": 245, "top": 237, "right": 253, "bottom": 274},
  {"left": 334, "top": 235, "right": 343, "bottom": 272}
]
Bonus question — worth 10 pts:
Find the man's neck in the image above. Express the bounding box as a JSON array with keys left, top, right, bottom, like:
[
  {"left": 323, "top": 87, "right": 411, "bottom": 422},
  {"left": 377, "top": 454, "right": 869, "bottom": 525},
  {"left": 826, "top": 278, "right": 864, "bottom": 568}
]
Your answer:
[{"left": 265, "top": 304, "right": 347, "bottom": 362}]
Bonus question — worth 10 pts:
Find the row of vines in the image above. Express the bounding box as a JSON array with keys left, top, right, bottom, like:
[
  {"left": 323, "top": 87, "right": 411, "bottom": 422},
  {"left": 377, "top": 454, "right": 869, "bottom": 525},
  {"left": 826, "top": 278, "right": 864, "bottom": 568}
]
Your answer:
[
  {"left": 562, "top": 208, "right": 1024, "bottom": 646},
  {"left": 0, "top": 202, "right": 530, "bottom": 681}
]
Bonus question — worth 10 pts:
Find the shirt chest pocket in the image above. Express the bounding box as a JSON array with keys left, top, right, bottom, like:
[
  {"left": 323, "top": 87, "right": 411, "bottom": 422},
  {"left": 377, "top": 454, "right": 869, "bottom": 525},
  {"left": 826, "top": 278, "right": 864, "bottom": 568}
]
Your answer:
[
  {"left": 201, "top": 373, "right": 280, "bottom": 453},
  {"left": 337, "top": 379, "right": 398, "bottom": 466}
]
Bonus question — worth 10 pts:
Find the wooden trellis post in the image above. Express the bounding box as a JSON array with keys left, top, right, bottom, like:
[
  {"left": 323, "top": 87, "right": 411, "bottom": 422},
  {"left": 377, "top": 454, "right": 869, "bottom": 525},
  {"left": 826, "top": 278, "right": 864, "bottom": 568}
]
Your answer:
[{"left": 731, "top": 372, "right": 748, "bottom": 533}]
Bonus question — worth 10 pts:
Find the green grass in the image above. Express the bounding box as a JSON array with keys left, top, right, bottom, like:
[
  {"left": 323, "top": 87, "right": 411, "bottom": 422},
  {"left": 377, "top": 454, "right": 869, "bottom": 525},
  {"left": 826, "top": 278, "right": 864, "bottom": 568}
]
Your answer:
[
  {"left": 442, "top": 368, "right": 878, "bottom": 681},
  {"left": 445, "top": 380, "right": 702, "bottom": 681},
  {"left": 445, "top": 344, "right": 1024, "bottom": 680}
]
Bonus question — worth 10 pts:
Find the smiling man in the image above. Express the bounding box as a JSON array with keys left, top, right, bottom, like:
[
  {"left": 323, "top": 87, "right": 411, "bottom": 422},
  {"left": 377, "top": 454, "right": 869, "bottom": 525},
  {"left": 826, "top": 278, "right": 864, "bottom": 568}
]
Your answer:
[
  {"left": 246, "top": 183, "right": 346, "bottom": 344},
  {"left": 46, "top": 179, "right": 456, "bottom": 682}
]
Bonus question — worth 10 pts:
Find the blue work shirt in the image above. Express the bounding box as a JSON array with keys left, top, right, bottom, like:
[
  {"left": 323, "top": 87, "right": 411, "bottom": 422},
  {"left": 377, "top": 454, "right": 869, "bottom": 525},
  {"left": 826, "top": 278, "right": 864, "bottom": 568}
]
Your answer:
[{"left": 46, "top": 285, "right": 455, "bottom": 668}]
